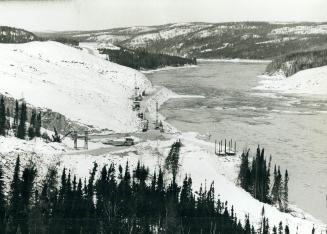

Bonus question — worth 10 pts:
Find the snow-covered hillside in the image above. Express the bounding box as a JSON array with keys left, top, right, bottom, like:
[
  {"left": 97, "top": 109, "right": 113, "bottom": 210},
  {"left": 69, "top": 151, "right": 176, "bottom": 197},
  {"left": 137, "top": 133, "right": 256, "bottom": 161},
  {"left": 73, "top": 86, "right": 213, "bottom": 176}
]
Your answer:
[
  {"left": 255, "top": 66, "right": 327, "bottom": 96},
  {"left": 0, "top": 41, "right": 151, "bottom": 132}
]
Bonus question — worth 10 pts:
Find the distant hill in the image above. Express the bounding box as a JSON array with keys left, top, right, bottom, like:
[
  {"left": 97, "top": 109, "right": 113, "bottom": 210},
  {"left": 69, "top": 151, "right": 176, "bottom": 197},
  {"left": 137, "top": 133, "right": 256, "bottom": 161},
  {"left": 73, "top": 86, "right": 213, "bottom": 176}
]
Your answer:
[
  {"left": 0, "top": 26, "right": 79, "bottom": 46},
  {"left": 0, "top": 26, "right": 38, "bottom": 43},
  {"left": 266, "top": 49, "right": 327, "bottom": 77},
  {"left": 43, "top": 22, "right": 327, "bottom": 60}
]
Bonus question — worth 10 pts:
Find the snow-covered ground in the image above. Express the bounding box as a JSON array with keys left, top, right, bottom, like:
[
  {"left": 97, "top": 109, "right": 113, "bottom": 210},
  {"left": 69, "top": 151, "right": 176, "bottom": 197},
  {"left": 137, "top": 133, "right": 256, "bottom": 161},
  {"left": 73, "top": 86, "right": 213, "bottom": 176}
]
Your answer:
[
  {"left": 0, "top": 41, "right": 152, "bottom": 132},
  {"left": 255, "top": 66, "right": 327, "bottom": 96},
  {"left": 0, "top": 40, "right": 325, "bottom": 233}
]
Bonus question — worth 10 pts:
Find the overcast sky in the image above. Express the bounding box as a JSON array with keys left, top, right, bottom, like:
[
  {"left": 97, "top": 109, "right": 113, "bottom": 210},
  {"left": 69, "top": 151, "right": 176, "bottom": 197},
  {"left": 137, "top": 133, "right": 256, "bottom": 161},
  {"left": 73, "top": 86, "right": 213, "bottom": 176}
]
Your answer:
[{"left": 0, "top": 0, "right": 326, "bottom": 32}]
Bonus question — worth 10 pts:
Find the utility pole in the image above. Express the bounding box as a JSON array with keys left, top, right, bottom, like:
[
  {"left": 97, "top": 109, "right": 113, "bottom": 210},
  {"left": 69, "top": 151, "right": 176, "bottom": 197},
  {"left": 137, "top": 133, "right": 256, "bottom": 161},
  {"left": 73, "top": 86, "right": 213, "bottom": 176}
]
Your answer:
[
  {"left": 84, "top": 130, "right": 88, "bottom": 150},
  {"left": 155, "top": 101, "right": 159, "bottom": 129},
  {"left": 73, "top": 131, "right": 77, "bottom": 149}
]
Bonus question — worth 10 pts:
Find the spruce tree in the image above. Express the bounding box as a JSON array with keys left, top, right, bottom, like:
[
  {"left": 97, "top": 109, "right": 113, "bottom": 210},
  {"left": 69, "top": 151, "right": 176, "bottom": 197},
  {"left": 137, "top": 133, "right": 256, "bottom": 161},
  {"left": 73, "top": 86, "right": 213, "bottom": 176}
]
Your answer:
[
  {"left": 6, "top": 107, "right": 11, "bottom": 134},
  {"left": 283, "top": 170, "right": 289, "bottom": 211},
  {"left": 273, "top": 226, "right": 277, "bottom": 234},
  {"left": 13, "top": 100, "right": 19, "bottom": 134},
  {"left": 0, "top": 159, "right": 6, "bottom": 234},
  {"left": 28, "top": 109, "right": 36, "bottom": 140},
  {"left": 278, "top": 221, "right": 283, "bottom": 234},
  {"left": 17, "top": 102, "right": 27, "bottom": 139},
  {"left": 0, "top": 96, "right": 6, "bottom": 136},
  {"left": 8, "top": 156, "right": 21, "bottom": 233},
  {"left": 20, "top": 163, "right": 37, "bottom": 234},
  {"left": 35, "top": 113, "right": 41, "bottom": 137}
]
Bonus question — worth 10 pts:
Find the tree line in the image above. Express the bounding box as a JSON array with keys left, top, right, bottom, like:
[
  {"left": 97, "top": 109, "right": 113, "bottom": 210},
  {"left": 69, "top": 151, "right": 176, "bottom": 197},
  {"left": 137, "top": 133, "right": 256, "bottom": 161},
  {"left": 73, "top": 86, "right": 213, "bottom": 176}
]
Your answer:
[
  {"left": 266, "top": 49, "right": 327, "bottom": 77},
  {"left": 238, "top": 147, "right": 289, "bottom": 212},
  {"left": 0, "top": 156, "right": 255, "bottom": 234},
  {"left": 99, "top": 48, "right": 197, "bottom": 70},
  {"left": 0, "top": 155, "right": 299, "bottom": 234}
]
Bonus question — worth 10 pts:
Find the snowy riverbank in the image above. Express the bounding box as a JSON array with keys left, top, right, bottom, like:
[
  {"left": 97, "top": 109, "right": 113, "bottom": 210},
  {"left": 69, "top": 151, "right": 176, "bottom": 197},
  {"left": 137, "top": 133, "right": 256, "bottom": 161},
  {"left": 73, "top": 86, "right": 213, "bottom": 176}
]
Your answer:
[{"left": 255, "top": 66, "right": 327, "bottom": 96}]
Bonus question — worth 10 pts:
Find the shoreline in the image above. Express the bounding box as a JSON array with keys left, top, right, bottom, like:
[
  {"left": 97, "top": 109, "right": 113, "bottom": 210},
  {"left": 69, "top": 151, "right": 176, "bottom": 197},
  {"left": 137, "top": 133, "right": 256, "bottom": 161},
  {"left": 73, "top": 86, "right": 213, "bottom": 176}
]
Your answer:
[
  {"left": 141, "top": 64, "right": 198, "bottom": 74},
  {"left": 198, "top": 58, "right": 272, "bottom": 63}
]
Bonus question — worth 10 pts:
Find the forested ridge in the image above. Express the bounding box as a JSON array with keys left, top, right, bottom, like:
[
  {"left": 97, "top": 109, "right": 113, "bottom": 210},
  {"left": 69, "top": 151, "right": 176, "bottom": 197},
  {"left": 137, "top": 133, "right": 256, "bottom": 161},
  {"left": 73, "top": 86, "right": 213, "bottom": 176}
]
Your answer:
[
  {"left": 99, "top": 48, "right": 197, "bottom": 70},
  {"left": 266, "top": 49, "right": 327, "bottom": 77},
  {"left": 62, "top": 22, "right": 327, "bottom": 60}
]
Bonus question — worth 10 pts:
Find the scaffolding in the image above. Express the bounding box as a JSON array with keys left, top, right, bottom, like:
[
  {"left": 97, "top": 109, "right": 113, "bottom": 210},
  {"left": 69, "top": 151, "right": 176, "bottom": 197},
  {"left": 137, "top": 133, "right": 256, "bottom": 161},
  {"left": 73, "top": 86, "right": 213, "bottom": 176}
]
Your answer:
[
  {"left": 215, "top": 139, "right": 236, "bottom": 156},
  {"left": 73, "top": 130, "right": 89, "bottom": 150}
]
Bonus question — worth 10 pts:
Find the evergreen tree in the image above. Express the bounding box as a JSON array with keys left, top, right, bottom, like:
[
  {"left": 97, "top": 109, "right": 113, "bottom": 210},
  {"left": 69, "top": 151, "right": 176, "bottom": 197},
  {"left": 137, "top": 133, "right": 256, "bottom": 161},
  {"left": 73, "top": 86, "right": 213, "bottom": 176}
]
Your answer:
[
  {"left": 238, "top": 150, "right": 251, "bottom": 192},
  {"left": 0, "top": 96, "right": 6, "bottom": 136},
  {"left": 8, "top": 156, "right": 21, "bottom": 234},
  {"left": 13, "top": 100, "right": 19, "bottom": 135},
  {"left": 285, "top": 225, "right": 290, "bottom": 234},
  {"left": 6, "top": 107, "right": 11, "bottom": 134},
  {"left": 273, "top": 226, "right": 278, "bottom": 234},
  {"left": 17, "top": 102, "right": 27, "bottom": 139},
  {"left": 20, "top": 163, "right": 37, "bottom": 234},
  {"left": 35, "top": 112, "right": 41, "bottom": 137},
  {"left": 0, "top": 159, "right": 6, "bottom": 234},
  {"left": 278, "top": 221, "right": 283, "bottom": 234},
  {"left": 28, "top": 109, "right": 36, "bottom": 140},
  {"left": 283, "top": 170, "right": 289, "bottom": 211}
]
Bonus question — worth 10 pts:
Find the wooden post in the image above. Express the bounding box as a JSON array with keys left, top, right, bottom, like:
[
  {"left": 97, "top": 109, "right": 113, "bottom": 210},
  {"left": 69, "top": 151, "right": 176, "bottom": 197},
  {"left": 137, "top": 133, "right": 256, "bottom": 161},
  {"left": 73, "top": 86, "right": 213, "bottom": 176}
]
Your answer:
[
  {"left": 225, "top": 139, "right": 226, "bottom": 155},
  {"left": 155, "top": 101, "right": 159, "bottom": 129},
  {"left": 73, "top": 131, "right": 77, "bottom": 149},
  {"left": 84, "top": 131, "right": 88, "bottom": 150},
  {"left": 220, "top": 140, "right": 223, "bottom": 154},
  {"left": 228, "top": 140, "right": 231, "bottom": 154},
  {"left": 215, "top": 140, "right": 217, "bottom": 155},
  {"left": 235, "top": 142, "right": 237, "bottom": 154}
]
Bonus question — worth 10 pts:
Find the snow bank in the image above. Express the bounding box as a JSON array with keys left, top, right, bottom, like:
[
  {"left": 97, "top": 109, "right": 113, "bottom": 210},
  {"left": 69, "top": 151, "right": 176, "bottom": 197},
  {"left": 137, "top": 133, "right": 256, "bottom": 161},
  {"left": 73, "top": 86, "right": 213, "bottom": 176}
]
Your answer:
[
  {"left": 0, "top": 41, "right": 152, "bottom": 132},
  {"left": 255, "top": 66, "right": 327, "bottom": 96}
]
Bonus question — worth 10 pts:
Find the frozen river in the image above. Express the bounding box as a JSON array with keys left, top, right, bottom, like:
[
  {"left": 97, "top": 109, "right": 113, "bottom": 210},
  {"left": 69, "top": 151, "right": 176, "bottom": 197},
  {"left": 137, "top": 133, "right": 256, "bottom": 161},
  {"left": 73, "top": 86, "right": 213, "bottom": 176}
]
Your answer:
[{"left": 146, "top": 61, "right": 327, "bottom": 223}]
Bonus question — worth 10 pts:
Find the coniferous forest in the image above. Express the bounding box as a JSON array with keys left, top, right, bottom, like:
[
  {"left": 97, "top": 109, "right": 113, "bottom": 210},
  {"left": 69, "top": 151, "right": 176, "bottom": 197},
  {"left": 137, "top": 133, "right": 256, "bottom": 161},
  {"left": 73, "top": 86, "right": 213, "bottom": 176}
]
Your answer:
[
  {"left": 0, "top": 157, "right": 262, "bottom": 234},
  {"left": 99, "top": 48, "right": 197, "bottom": 70},
  {"left": 266, "top": 49, "right": 327, "bottom": 77},
  {"left": 238, "top": 147, "right": 289, "bottom": 212}
]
